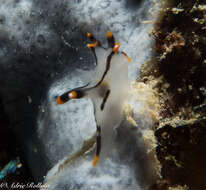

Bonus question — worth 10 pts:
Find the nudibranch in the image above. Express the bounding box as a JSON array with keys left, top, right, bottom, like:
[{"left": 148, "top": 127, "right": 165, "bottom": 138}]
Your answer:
[{"left": 56, "top": 32, "right": 130, "bottom": 166}]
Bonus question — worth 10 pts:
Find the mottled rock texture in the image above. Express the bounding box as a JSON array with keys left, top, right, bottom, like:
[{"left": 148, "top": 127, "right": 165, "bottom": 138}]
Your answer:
[
  {"left": 140, "top": 0, "right": 206, "bottom": 190},
  {"left": 0, "top": 0, "right": 158, "bottom": 187}
]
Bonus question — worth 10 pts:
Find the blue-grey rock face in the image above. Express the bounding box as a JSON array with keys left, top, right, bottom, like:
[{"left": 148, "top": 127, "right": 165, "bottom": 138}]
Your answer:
[{"left": 0, "top": 0, "right": 159, "bottom": 188}]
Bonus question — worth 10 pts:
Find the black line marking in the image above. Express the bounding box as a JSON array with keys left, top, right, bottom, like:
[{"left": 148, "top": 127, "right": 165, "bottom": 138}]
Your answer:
[
  {"left": 90, "top": 47, "right": 98, "bottom": 66},
  {"left": 100, "top": 89, "right": 110, "bottom": 110},
  {"left": 86, "top": 33, "right": 116, "bottom": 89},
  {"left": 96, "top": 125, "right": 101, "bottom": 156},
  {"left": 93, "top": 52, "right": 114, "bottom": 88},
  {"left": 121, "top": 51, "right": 131, "bottom": 62},
  {"left": 86, "top": 51, "right": 114, "bottom": 91},
  {"left": 121, "top": 51, "right": 127, "bottom": 57}
]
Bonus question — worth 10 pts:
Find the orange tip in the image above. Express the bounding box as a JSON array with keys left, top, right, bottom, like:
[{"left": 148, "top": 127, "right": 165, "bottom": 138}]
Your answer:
[
  {"left": 126, "top": 55, "right": 131, "bottom": 62},
  {"left": 87, "top": 32, "right": 92, "bottom": 37},
  {"left": 92, "top": 156, "right": 99, "bottom": 167},
  {"left": 112, "top": 42, "right": 120, "bottom": 53},
  {"left": 69, "top": 91, "right": 78, "bottom": 99},
  {"left": 106, "top": 31, "right": 113, "bottom": 38},
  {"left": 122, "top": 52, "right": 131, "bottom": 62},
  {"left": 87, "top": 42, "right": 98, "bottom": 48},
  {"left": 56, "top": 96, "right": 65, "bottom": 104}
]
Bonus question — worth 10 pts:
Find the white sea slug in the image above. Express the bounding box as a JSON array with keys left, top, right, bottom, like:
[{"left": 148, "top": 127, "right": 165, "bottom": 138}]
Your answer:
[{"left": 56, "top": 32, "right": 130, "bottom": 166}]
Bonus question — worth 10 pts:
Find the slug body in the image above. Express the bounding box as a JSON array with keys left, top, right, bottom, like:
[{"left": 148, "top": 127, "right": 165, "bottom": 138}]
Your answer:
[{"left": 56, "top": 32, "right": 130, "bottom": 166}]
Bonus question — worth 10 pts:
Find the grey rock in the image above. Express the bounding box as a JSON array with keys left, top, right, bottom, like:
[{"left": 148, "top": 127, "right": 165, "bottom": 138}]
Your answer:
[{"left": 0, "top": 0, "right": 159, "bottom": 187}]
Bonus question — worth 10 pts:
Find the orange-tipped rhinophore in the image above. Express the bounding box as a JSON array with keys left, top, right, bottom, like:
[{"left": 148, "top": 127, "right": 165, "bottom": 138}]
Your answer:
[
  {"left": 106, "top": 31, "right": 113, "bottom": 38},
  {"left": 56, "top": 96, "right": 65, "bottom": 104},
  {"left": 121, "top": 51, "right": 131, "bottom": 62},
  {"left": 92, "top": 156, "right": 99, "bottom": 167}
]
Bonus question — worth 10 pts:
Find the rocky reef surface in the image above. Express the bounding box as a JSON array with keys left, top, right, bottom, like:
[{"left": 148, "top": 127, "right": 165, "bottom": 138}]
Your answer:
[
  {"left": 2, "top": 0, "right": 205, "bottom": 189},
  {"left": 140, "top": 1, "right": 206, "bottom": 189},
  {"left": 0, "top": 0, "right": 160, "bottom": 189}
]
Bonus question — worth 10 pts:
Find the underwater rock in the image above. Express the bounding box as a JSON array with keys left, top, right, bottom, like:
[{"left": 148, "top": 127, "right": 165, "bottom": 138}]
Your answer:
[
  {"left": 0, "top": 0, "right": 159, "bottom": 184},
  {"left": 40, "top": 41, "right": 160, "bottom": 189},
  {"left": 139, "top": 0, "right": 206, "bottom": 189},
  {"left": 155, "top": 117, "right": 206, "bottom": 190}
]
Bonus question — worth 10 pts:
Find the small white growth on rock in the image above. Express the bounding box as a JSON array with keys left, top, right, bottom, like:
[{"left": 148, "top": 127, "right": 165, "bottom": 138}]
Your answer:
[{"left": 125, "top": 81, "right": 159, "bottom": 129}]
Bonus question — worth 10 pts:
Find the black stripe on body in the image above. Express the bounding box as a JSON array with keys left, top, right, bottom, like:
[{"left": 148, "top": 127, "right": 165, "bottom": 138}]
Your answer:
[
  {"left": 85, "top": 32, "right": 117, "bottom": 90},
  {"left": 96, "top": 125, "right": 101, "bottom": 156},
  {"left": 85, "top": 52, "right": 114, "bottom": 91},
  {"left": 100, "top": 89, "right": 110, "bottom": 110},
  {"left": 90, "top": 47, "right": 98, "bottom": 66}
]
